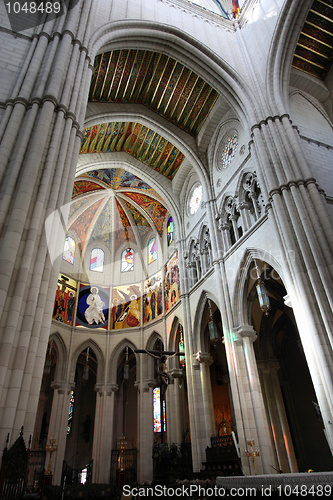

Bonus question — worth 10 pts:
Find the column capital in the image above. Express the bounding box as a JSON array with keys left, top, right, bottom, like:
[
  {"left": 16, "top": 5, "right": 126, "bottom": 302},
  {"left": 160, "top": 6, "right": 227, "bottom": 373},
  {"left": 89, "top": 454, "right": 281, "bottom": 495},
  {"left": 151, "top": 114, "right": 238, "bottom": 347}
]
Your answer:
[
  {"left": 169, "top": 368, "right": 184, "bottom": 379},
  {"left": 94, "top": 383, "right": 118, "bottom": 396},
  {"left": 50, "top": 380, "right": 74, "bottom": 394},
  {"left": 232, "top": 324, "right": 257, "bottom": 342},
  {"left": 257, "top": 359, "right": 280, "bottom": 374},
  {"left": 195, "top": 351, "right": 214, "bottom": 366},
  {"left": 135, "top": 379, "right": 156, "bottom": 392}
]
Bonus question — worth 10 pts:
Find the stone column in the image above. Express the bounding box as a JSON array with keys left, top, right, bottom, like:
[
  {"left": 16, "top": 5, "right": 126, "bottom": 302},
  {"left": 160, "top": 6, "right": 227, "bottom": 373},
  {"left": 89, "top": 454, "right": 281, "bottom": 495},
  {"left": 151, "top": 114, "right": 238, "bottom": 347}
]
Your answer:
[
  {"left": 136, "top": 379, "right": 155, "bottom": 483},
  {"left": 167, "top": 369, "right": 185, "bottom": 445},
  {"left": 92, "top": 383, "right": 118, "bottom": 484},
  {"left": 46, "top": 381, "right": 75, "bottom": 485},
  {"left": 196, "top": 352, "right": 215, "bottom": 448},
  {"left": 238, "top": 201, "right": 251, "bottom": 231},
  {"left": 0, "top": 0, "right": 95, "bottom": 450},
  {"left": 258, "top": 360, "right": 298, "bottom": 473},
  {"left": 233, "top": 325, "right": 277, "bottom": 475}
]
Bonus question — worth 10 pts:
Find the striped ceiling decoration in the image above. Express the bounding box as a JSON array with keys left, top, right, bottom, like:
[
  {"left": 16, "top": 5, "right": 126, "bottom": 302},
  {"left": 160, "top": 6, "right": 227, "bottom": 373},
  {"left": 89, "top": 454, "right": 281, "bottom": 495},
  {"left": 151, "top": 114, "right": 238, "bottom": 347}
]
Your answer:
[
  {"left": 292, "top": 0, "right": 333, "bottom": 80},
  {"left": 89, "top": 49, "right": 218, "bottom": 136},
  {"left": 80, "top": 121, "right": 184, "bottom": 179}
]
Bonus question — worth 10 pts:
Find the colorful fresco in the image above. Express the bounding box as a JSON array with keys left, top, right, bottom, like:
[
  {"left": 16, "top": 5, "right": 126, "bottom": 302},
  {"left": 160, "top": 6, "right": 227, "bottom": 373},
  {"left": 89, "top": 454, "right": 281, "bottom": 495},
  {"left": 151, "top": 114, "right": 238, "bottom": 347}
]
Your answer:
[
  {"left": 53, "top": 274, "right": 77, "bottom": 326},
  {"left": 89, "top": 49, "right": 218, "bottom": 137},
  {"left": 80, "top": 121, "right": 184, "bottom": 180},
  {"left": 72, "top": 180, "right": 103, "bottom": 198},
  {"left": 143, "top": 272, "right": 163, "bottom": 324},
  {"left": 69, "top": 198, "right": 104, "bottom": 251},
  {"left": 164, "top": 252, "right": 181, "bottom": 312},
  {"left": 80, "top": 168, "right": 162, "bottom": 199},
  {"left": 111, "top": 284, "right": 141, "bottom": 329},
  {"left": 76, "top": 284, "right": 109, "bottom": 329},
  {"left": 122, "top": 192, "right": 168, "bottom": 236},
  {"left": 89, "top": 199, "right": 111, "bottom": 247}
]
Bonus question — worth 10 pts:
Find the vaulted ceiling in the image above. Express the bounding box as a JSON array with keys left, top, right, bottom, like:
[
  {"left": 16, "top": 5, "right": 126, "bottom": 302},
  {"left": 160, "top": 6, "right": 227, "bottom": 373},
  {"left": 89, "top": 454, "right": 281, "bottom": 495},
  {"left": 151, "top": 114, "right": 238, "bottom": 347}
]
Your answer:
[{"left": 69, "top": 168, "right": 169, "bottom": 254}]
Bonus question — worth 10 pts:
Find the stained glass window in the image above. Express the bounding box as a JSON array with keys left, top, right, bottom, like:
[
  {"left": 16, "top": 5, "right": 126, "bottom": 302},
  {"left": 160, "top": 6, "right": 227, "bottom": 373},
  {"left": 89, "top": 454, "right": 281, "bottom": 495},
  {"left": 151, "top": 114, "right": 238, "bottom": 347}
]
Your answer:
[
  {"left": 148, "top": 238, "right": 157, "bottom": 264},
  {"left": 221, "top": 134, "right": 238, "bottom": 168},
  {"left": 121, "top": 248, "right": 134, "bottom": 272},
  {"left": 189, "top": 184, "right": 202, "bottom": 215},
  {"left": 90, "top": 248, "right": 104, "bottom": 272},
  {"left": 153, "top": 387, "right": 166, "bottom": 433},
  {"left": 167, "top": 217, "right": 174, "bottom": 246},
  {"left": 63, "top": 236, "right": 75, "bottom": 265},
  {"left": 179, "top": 339, "right": 185, "bottom": 369},
  {"left": 67, "top": 390, "right": 75, "bottom": 435}
]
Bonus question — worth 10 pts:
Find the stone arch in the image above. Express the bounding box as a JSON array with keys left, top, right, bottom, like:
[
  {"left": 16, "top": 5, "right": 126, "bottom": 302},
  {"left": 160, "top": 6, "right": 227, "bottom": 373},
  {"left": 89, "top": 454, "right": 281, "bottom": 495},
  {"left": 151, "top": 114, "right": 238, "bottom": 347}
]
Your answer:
[
  {"left": 232, "top": 247, "right": 285, "bottom": 327},
  {"left": 109, "top": 338, "right": 139, "bottom": 385},
  {"left": 193, "top": 289, "right": 220, "bottom": 352},
  {"left": 49, "top": 331, "right": 67, "bottom": 382},
  {"left": 267, "top": 0, "right": 313, "bottom": 114},
  {"left": 69, "top": 339, "right": 105, "bottom": 386}
]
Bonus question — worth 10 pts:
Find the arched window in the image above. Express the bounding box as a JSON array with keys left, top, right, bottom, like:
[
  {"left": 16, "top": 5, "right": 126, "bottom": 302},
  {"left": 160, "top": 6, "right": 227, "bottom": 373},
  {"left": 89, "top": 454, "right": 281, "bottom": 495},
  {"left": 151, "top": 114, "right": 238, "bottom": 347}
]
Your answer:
[
  {"left": 121, "top": 247, "right": 134, "bottom": 272},
  {"left": 148, "top": 238, "right": 157, "bottom": 264},
  {"left": 67, "top": 390, "right": 75, "bottom": 435},
  {"left": 153, "top": 387, "right": 166, "bottom": 433},
  {"left": 167, "top": 217, "right": 174, "bottom": 246},
  {"left": 63, "top": 236, "right": 76, "bottom": 265},
  {"left": 90, "top": 248, "right": 104, "bottom": 272}
]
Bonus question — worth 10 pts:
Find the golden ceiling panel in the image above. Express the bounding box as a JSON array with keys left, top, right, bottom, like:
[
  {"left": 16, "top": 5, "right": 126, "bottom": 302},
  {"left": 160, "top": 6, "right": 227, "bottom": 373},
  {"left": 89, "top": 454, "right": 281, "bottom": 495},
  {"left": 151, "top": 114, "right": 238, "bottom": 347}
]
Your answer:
[
  {"left": 89, "top": 49, "right": 218, "bottom": 136},
  {"left": 292, "top": 0, "right": 333, "bottom": 80}
]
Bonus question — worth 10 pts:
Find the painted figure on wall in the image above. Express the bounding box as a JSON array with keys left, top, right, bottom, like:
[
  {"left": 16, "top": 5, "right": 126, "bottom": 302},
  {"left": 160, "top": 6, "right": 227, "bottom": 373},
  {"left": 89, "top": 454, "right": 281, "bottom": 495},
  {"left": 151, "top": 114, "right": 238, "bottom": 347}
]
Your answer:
[
  {"left": 53, "top": 274, "right": 77, "bottom": 325},
  {"left": 76, "top": 284, "right": 109, "bottom": 329},
  {"left": 164, "top": 252, "right": 181, "bottom": 312},
  {"left": 85, "top": 287, "right": 106, "bottom": 325},
  {"left": 143, "top": 272, "right": 163, "bottom": 324},
  {"left": 111, "top": 284, "right": 141, "bottom": 329}
]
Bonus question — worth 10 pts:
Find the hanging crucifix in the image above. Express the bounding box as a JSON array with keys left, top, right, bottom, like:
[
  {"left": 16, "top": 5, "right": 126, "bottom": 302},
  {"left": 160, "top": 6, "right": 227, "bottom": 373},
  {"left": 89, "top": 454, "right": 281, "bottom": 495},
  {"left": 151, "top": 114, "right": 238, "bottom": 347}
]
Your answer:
[{"left": 134, "top": 342, "right": 184, "bottom": 443}]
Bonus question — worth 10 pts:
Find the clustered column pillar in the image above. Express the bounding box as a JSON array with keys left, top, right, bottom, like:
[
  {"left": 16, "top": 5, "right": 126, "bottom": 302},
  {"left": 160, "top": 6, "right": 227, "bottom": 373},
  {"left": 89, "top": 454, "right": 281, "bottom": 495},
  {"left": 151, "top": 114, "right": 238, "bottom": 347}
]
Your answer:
[
  {"left": 258, "top": 360, "right": 298, "bottom": 473},
  {"left": 0, "top": 0, "right": 95, "bottom": 451}
]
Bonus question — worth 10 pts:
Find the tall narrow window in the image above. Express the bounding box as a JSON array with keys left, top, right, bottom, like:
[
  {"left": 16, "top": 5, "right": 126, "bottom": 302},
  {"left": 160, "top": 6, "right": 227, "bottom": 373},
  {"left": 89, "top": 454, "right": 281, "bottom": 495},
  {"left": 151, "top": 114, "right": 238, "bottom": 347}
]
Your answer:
[
  {"left": 121, "top": 248, "right": 134, "bottom": 272},
  {"left": 167, "top": 217, "right": 174, "bottom": 246},
  {"left": 63, "top": 236, "right": 76, "bottom": 265},
  {"left": 153, "top": 387, "right": 166, "bottom": 433},
  {"left": 148, "top": 238, "right": 157, "bottom": 264},
  {"left": 67, "top": 390, "right": 75, "bottom": 435},
  {"left": 90, "top": 248, "right": 104, "bottom": 272}
]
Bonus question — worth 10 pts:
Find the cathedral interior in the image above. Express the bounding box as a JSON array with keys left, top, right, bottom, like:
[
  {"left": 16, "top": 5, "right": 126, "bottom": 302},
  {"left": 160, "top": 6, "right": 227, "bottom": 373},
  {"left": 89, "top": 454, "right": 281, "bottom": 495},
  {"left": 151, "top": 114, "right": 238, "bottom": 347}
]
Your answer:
[{"left": 0, "top": 0, "right": 333, "bottom": 494}]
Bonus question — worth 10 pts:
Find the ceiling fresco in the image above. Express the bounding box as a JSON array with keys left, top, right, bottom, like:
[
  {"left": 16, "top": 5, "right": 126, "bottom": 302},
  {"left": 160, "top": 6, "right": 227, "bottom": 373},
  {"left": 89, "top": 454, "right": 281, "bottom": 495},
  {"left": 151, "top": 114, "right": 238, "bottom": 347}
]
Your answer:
[
  {"left": 292, "top": 0, "right": 333, "bottom": 80},
  {"left": 89, "top": 49, "right": 218, "bottom": 137},
  {"left": 67, "top": 168, "right": 169, "bottom": 255},
  {"left": 80, "top": 122, "right": 184, "bottom": 180}
]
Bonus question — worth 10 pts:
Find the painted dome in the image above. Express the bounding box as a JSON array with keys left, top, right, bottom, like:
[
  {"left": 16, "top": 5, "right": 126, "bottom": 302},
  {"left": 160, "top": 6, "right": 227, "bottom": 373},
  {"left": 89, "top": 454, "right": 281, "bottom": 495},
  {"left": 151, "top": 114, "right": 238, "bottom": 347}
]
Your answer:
[{"left": 67, "top": 168, "right": 168, "bottom": 256}]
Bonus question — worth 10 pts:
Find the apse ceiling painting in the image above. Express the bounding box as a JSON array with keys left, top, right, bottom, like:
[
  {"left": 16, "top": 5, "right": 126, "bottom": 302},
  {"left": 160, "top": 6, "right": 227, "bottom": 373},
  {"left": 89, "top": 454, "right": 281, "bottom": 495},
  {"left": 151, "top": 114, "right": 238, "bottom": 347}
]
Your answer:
[
  {"left": 67, "top": 168, "right": 168, "bottom": 256},
  {"left": 80, "top": 121, "right": 184, "bottom": 180},
  {"left": 292, "top": 0, "right": 333, "bottom": 80},
  {"left": 89, "top": 49, "right": 219, "bottom": 137}
]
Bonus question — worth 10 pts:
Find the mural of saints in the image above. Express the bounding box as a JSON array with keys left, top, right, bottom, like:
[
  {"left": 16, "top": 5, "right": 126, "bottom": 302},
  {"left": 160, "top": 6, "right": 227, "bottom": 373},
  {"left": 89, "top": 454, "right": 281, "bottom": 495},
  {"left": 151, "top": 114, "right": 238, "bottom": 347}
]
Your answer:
[
  {"left": 164, "top": 252, "right": 181, "bottom": 312},
  {"left": 143, "top": 272, "right": 163, "bottom": 324},
  {"left": 53, "top": 274, "right": 77, "bottom": 325},
  {"left": 111, "top": 284, "right": 141, "bottom": 329}
]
